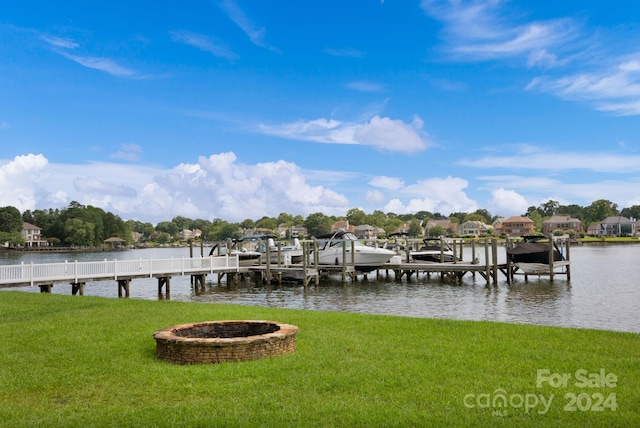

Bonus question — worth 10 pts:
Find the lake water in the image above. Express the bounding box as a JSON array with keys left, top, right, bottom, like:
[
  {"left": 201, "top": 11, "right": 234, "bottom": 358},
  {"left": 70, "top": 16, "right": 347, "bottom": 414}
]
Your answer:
[{"left": 2, "top": 244, "right": 639, "bottom": 333}]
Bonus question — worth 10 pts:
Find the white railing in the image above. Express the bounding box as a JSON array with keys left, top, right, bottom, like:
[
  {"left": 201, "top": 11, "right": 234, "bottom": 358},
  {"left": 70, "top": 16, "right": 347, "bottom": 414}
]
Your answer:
[{"left": 0, "top": 255, "right": 240, "bottom": 286}]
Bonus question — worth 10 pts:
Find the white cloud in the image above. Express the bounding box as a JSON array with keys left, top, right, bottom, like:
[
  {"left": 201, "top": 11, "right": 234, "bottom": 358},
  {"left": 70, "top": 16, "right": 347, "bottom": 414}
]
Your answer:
[
  {"left": 366, "top": 189, "right": 386, "bottom": 203},
  {"left": 41, "top": 34, "right": 149, "bottom": 79},
  {"left": 420, "top": 0, "right": 579, "bottom": 64},
  {"left": 0, "top": 152, "right": 349, "bottom": 223},
  {"left": 41, "top": 35, "right": 78, "bottom": 49},
  {"left": 218, "top": 0, "right": 279, "bottom": 53},
  {"left": 111, "top": 144, "right": 143, "bottom": 162},
  {"left": 487, "top": 188, "right": 530, "bottom": 217},
  {"left": 258, "top": 115, "right": 430, "bottom": 153},
  {"left": 0, "top": 154, "right": 49, "bottom": 211},
  {"left": 369, "top": 176, "right": 405, "bottom": 190},
  {"left": 459, "top": 146, "right": 640, "bottom": 173},
  {"left": 382, "top": 176, "right": 478, "bottom": 215},
  {"left": 170, "top": 30, "right": 239, "bottom": 61},
  {"left": 527, "top": 56, "right": 640, "bottom": 115}
]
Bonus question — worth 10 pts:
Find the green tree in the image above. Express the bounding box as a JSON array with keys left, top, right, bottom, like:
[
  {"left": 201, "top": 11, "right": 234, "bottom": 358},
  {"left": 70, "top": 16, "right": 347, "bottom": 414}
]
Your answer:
[
  {"left": 255, "top": 216, "right": 277, "bottom": 231},
  {"left": 448, "top": 212, "right": 466, "bottom": 224},
  {"left": 0, "top": 206, "right": 25, "bottom": 246},
  {"left": 156, "top": 221, "right": 179, "bottom": 237},
  {"left": 0, "top": 206, "right": 23, "bottom": 233},
  {"left": 426, "top": 225, "right": 445, "bottom": 237},
  {"left": 463, "top": 213, "right": 488, "bottom": 223},
  {"left": 560, "top": 204, "right": 584, "bottom": 222},
  {"left": 383, "top": 217, "right": 404, "bottom": 235},
  {"left": 171, "top": 216, "right": 192, "bottom": 232},
  {"left": 64, "top": 218, "right": 95, "bottom": 246},
  {"left": 304, "top": 212, "right": 332, "bottom": 236},
  {"left": 620, "top": 205, "right": 640, "bottom": 220},
  {"left": 472, "top": 209, "right": 492, "bottom": 224},
  {"left": 276, "top": 213, "right": 294, "bottom": 226},
  {"left": 539, "top": 200, "right": 560, "bottom": 217},
  {"left": 529, "top": 211, "right": 543, "bottom": 232},
  {"left": 585, "top": 199, "right": 618, "bottom": 224},
  {"left": 414, "top": 211, "right": 433, "bottom": 221},
  {"left": 407, "top": 219, "right": 423, "bottom": 237},
  {"left": 240, "top": 218, "right": 256, "bottom": 229},
  {"left": 346, "top": 208, "right": 367, "bottom": 226},
  {"left": 366, "top": 210, "right": 387, "bottom": 227}
]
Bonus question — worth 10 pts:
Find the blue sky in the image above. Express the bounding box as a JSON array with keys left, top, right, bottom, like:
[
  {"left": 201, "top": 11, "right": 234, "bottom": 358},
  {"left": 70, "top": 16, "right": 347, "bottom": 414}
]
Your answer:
[{"left": 2, "top": 1, "right": 640, "bottom": 224}]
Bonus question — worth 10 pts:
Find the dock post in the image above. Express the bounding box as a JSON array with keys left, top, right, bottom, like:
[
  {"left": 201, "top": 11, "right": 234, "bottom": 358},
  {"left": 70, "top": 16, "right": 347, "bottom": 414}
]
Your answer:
[
  {"left": 565, "top": 239, "right": 571, "bottom": 281},
  {"left": 266, "top": 244, "right": 271, "bottom": 283},
  {"left": 491, "top": 239, "right": 498, "bottom": 284},
  {"left": 548, "top": 239, "right": 555, "bottom": 282},
  {"left": 117, "top": 279, "right": 130, "bottom": 298},
  {"left": 191, "top": 274, "right": 206, "bottom": 291},
  {"left": 302, "top": 241, "right": 308, "bottom": 287},
  {"left": 484, "top": 239, "right": 490, "bottom": 285},
  {"left": 158, "top": 276, "right": 171, "bottom": 296},
  {"left": 39, "top": 283, "right": 53, "bottom": 293},
  {"left": 505, "top": 238, "right": 512, "bottom": 285},
  {"left": 71, "top": 282, "right": 85, "bottom": 296}
]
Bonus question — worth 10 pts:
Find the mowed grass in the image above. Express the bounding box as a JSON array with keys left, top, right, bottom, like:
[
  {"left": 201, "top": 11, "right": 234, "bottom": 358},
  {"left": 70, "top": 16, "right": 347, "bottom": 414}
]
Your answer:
[{"left": 0, "top": 291, "right": 638, "bottom": 427}]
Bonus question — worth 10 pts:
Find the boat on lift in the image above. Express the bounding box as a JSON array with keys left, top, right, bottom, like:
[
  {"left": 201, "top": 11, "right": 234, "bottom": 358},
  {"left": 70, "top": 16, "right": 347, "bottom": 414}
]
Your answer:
[
  {"left": 410, "top": 237, "right": 457, "bottom": 263},
  {"left": 506, "top": 235, "right": 565, "bottom": 274},
  {"left": 313, "top": 231, "right": 395, "bottom": 272}
]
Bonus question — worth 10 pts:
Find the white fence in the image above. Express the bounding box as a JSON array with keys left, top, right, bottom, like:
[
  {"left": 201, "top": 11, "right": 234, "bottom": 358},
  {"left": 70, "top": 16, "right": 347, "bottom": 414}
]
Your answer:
[{"left": 0, "top": 256, "right": 240, "bottom": 286}]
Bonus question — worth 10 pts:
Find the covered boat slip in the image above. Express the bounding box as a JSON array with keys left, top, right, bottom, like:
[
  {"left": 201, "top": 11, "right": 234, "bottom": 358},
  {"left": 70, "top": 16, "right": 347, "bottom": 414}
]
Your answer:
[{"left": 506, "top": 235, "right": 571, "bottom": 279}]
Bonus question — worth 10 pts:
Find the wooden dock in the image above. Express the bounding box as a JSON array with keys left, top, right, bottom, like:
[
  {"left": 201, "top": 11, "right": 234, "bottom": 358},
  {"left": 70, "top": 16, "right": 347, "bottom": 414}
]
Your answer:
[{"left": 0, "top": 237, "right": 571, "bottom": 297}]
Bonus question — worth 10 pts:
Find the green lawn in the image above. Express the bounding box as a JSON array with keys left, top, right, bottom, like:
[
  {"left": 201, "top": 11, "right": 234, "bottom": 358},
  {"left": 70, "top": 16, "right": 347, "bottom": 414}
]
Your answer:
[{"left": 0, "top": 291, "right": 638, "bottom": 427}]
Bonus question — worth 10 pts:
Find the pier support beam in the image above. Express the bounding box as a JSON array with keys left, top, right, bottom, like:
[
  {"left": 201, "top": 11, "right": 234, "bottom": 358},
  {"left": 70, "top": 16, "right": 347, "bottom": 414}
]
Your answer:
[
  {"left": 39, "top": 283, "right": 53, "bottom": 293},
  {"left": 191, "top": 274, "right": 206, "bottom": 291},
  {"left": 157, "top": 276, "right": 171, "bottom": 298},
  {"left": 71, "top": 282, "right": 85, "bottom": 296},
  {"left": 117, "top": 279, "right": 131, "bottom": 298}
]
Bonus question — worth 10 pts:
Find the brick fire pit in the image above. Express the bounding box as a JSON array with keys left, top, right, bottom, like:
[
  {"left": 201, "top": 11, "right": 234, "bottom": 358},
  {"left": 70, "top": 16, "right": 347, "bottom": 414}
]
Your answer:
[{"left": 153, "top": 320, "right": 298, "bottom": 365}]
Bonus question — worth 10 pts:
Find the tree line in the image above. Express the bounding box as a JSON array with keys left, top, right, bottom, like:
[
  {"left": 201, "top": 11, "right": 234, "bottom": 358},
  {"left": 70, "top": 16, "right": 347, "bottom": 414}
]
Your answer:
[{"left": 1, "top": 198, "right": 639, "bottom": 247}]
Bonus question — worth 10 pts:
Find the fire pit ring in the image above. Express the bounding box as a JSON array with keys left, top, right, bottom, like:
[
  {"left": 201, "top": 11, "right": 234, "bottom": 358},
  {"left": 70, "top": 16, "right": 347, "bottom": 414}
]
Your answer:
[{"left": 153, "top": 320, "right": 298, "bottom": 365}]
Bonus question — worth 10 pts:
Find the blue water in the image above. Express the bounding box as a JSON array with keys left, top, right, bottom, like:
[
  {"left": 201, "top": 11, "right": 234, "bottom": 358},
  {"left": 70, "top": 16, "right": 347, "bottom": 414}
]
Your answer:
[{"left": 2, "top": 244, "right": 639, "bottom": 333}]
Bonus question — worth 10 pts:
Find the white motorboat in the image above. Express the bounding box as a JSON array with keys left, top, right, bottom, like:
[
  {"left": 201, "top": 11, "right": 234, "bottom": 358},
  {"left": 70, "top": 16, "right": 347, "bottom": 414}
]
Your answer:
[
  {"left": 410, "top": 238, "right": 457, "bottom": 263},
  {"left": 238, "top": 234, "right": 304, "bottom": 265},
  {"left": 313, "top": 231, "right": 395, "bottom": 272},
  {"left": 208, "top": 241, "right": 262, "bottom": 266}
]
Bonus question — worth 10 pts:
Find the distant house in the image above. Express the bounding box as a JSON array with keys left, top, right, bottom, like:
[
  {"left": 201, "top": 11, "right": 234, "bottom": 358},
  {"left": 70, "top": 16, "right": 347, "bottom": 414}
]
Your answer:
[
  {"left": 458, "top": 220, "right": 492, "bottom": 237},
  {"left": 498, "top": 216, "right": 535, "bottom": 237},
  {"left": 586, "top": 223, "right": 604, "bottom": 237},
  {"left": 541, "top": 215, "right": 583, "bottom": 236},
  {"left": 21, "top": 222, "right": 47, "bottom": 247},
  {"left": 331, "top": 220, "right": 356, "bottom": 234},
  {"left": 597, "top": 216, "right": 636, "bottom": 237},
  {"left": 354, "top": 224, "right": 385, "bottom": 239},
  {"left": 179, "top": 229, "right": 195, "bottom": 240},
  {"left": 391, "top": 223, "right": 411, "bottom": 236},
  {"left": 424, "top": 219, "right": 458, "bottom": 237}
]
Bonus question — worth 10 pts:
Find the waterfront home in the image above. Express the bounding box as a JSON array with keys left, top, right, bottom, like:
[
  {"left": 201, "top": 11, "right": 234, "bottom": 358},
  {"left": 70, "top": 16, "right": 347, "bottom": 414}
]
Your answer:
[
  {"left": 591, "top": 216, "right": 636, "bottom": 237},
  {"left": 541, "top": 215, "right": 583, "bottom": 236},
  {"left": 424, "top": 219, "right": 458, "bottom": 237},
  {"left": 21, "top": 222, "right": 47, "bottom": 247},
  {"left": 458, "top": 220, "right": 492, "bottom": 237},
  {"left": 331, "top": 220, "right": 356, "bottom": 234},
  {"left": 355, "top": 224, "right": 385, "bottom": 239},
  {"left": 497, "top": 216, "right": 535, "bottom": 237}
]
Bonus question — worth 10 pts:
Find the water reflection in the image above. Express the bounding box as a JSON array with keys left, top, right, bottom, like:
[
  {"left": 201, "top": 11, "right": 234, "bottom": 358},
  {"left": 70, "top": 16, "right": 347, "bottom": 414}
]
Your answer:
[{"left": 2, "top": 245, "right": 639, "bottom": 333}]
